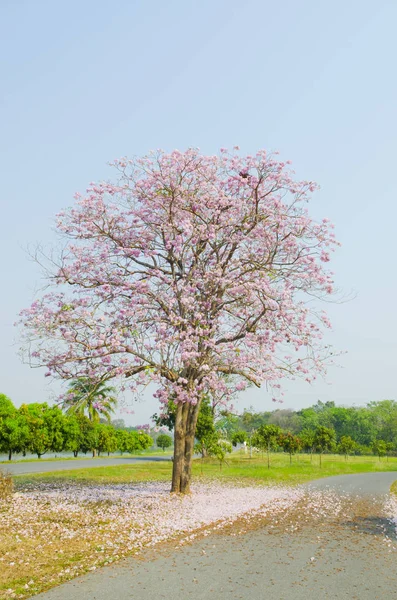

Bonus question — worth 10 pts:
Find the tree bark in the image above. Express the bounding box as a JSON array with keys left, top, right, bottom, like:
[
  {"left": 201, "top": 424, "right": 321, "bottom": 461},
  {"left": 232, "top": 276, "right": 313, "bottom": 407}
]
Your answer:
[
  {"left": 171, "top": 401, "right": 201, "bottom": 494},
  {"left": 8, "top": 449, "right": 12, "bottom": 461}
]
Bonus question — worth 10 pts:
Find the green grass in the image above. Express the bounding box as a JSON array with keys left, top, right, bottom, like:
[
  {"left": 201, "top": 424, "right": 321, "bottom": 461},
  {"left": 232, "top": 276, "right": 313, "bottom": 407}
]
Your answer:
[
  {"left": 15, "top": 452, "right": 397, "bottom": 487},
  {"left": 390, "top": 480, "right": 397, "bottom": 495},
  {"left": 17, "top": 462, "right": 173, "bottom": 486}
]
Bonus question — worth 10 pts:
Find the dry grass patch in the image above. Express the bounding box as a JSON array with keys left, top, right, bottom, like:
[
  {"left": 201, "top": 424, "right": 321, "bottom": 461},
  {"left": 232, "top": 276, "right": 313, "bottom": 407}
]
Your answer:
[{"left": 0, "top": 473, "right": 13, "bottom": 501}]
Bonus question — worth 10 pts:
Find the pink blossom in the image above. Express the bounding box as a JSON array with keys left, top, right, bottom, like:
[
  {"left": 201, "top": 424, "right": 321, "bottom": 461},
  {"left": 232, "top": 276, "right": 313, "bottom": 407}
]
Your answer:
[{"left": 18, "top": 147, "right": 339, "bottom": 410}]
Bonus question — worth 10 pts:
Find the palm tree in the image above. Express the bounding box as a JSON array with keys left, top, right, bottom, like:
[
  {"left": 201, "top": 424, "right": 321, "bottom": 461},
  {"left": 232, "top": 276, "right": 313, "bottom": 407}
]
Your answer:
[{"left": 63, "top": 378, "right": 117, "bottom": 422}]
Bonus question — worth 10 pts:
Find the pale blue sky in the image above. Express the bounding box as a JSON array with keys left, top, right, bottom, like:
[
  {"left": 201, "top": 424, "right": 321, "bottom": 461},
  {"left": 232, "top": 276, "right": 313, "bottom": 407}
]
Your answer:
[{"left": 1, "top": 0, "right": 396, "bottom": 424}]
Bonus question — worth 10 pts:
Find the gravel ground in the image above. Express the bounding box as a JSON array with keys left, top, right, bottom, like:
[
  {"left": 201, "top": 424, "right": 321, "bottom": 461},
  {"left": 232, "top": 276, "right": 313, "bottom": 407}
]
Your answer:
[{"left": 32, "top": 472, "right": 397, "bottom": 600}]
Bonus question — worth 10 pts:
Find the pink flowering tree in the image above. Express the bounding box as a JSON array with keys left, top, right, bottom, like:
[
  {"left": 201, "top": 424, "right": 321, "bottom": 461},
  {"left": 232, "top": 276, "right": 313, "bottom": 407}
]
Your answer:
[{"left": 19, "top": 147, "right": 338, "bottom": 493}]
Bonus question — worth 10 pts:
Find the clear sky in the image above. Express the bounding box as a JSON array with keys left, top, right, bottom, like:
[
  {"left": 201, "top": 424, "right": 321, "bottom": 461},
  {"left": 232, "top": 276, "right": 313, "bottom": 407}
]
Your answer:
[{"left": 1, "top": 0, "right": 396, "bottom": 425}]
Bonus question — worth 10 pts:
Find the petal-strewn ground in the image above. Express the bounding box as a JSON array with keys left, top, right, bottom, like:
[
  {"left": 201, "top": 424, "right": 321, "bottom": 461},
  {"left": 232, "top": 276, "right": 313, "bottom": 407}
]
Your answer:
[{"left": 1, "top": 481, "right": 396, "bottom": 598}]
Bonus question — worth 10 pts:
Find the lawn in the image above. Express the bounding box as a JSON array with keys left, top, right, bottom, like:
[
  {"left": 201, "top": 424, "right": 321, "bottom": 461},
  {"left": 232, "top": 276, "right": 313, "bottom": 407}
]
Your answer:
[{"left": 15, "top": 452, "right": 397, "bottom": 487}]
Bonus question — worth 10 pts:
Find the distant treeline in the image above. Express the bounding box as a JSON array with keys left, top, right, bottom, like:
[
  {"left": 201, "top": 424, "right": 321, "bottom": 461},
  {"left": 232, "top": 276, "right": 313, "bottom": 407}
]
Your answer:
[
  {"left": 216, "top": 399, "right": 397, "bottom": 456},
  {"left": 0, "top": 394, "right": 153, "bottom": 460},
  {"left": 3, "top": 393, "right": 397, "bottom": 461}
]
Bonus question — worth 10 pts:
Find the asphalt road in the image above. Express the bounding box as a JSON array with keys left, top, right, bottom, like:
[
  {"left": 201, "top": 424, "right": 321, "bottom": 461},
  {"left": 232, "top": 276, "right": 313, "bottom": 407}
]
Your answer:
[
  {"left": 305, "top": 470, "right": 397, "bottom": 496},
  {"left": 33, "top": 472, "right": 397, "bottom": 600},
  {"left": 0, "top": 456, "right": 170, "bottom": 476}
]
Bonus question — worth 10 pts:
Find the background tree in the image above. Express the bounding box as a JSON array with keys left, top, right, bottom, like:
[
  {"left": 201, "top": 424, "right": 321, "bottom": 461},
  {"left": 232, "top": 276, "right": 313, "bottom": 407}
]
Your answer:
[
  {"left": 0, "top": 394, "right": 14, "bottom": 418},
  {"left": 210, "top": 438, "right": 233, "bottom": 470},
  {"left": 195, "top": 436, "right": 232, "bottom": 470},
  {"left": 268, "top": 410, "right": 302, "bottom": 434},
  {"left": 385, "top": 442, "right": 394, "bottom": 461},
  {"left": 43, "top": 405, "right": 66, "bottom": 455},
  {"left": 368, "top": 400, "right": 397, "bottom": 444},
  {"left": 240, "top": 409, "right": 272, "bottom": 432},
  {"left": 97, "top": 424, "right": 118, "bottom": 456},
  {"left": 20, "top": 148, "right": 338, "bottom": 493},
  {"left": 136, "top": 430, "right": 153, "bottom": 451},
  {"left": 194, "top": 397, "right": 217, "bottom": 456},
  {"left": 157, "top": 433, "right": 172, "bottom": 452},
  {"left": 372, "top": 439, "right": 387, "bottom": 460},
  {"left": 300, "top": 429, "right": 316, "bottom": 461},
  {"left": 115, "top": 429, "right": 130, "bottom": 454},
  {"left": 18, "top": 403, "right": 49, "bottom": 459},
  {"left": 74, "top": 414, "right": 97, "bottom": 455},
  {"left": 280, "top": 432, "right": 301, "bottom": 464},
  {"left": 338, "top": 435, "right": 357, "bottom": 460},
  {"left": 124, "top": 430, "right": 153, "bottom": 454},
  {"left": 215, "top": 412, "right": 240, "bottom": 440},
  {"left": 0, "top": 394, "right": 29, "bottom": 460},
  {"left": 62, "top": 414, "right": 82, "bottom": 457},
  {"left": 344, "top": 408, "right": 376, "bottom": 447},
  {"left": 231, "top": 430, "right": 247, "bottom": 447},
  {"left": 252, "top": 424, "right": 282, "bottom": 468},
  {"left": 152, "top": 399, "right": 177, "bottom": 432},
  {"left": 63, "top": 378, "right": 117, "bottom": 423},
  {"left": 314, "top": 426, "right": 336, "bottom": 467}
]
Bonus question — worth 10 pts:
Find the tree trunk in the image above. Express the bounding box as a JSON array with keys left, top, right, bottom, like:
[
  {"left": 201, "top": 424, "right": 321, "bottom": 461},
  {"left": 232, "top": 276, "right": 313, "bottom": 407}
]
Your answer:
[
  {"left": 171, "top": 401, "right": 201, "bottom": 494},
  {"left": 289, "top": 453, "right": 292, "bottom": 465},
  {"left": 267, "top": 443, "right": 270, "bottom": 469},
  {"left": 8, "top": 449, "right": 12, "bottom": 461}
]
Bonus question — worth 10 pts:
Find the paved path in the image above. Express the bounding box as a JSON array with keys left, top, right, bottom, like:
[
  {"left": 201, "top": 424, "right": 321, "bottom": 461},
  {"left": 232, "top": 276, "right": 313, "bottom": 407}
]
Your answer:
[
  {"left": 34, "top": 472, "right": 397, "bottom": 600},
  {"left": 0, "top": 456, "right": 170, "bottom": 476},
  {"left": 305, "top": 470, "right": 397, "bottom": 496}
]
